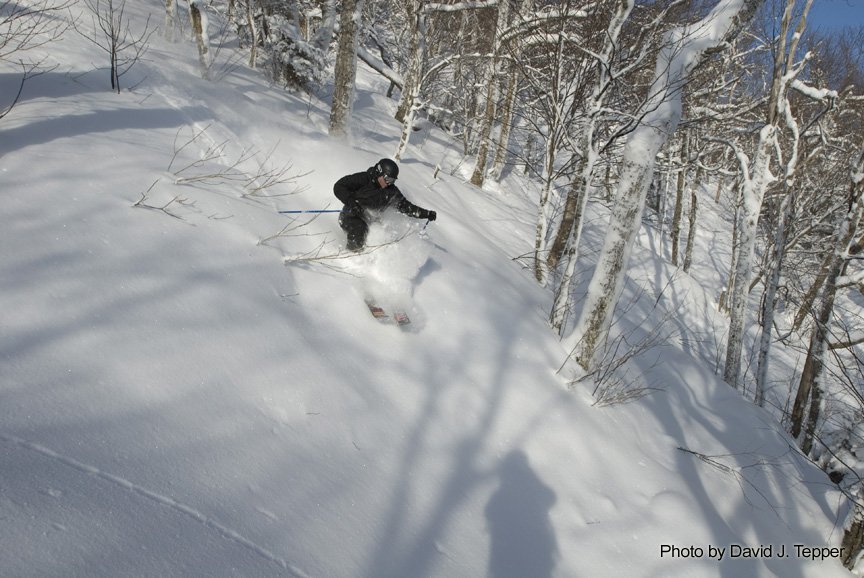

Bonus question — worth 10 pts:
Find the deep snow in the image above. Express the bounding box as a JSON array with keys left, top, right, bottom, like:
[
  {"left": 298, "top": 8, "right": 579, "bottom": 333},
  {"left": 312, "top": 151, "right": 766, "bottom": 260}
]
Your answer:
[{"left": 0, "top": 2, "right": 854, "bottom": 577}]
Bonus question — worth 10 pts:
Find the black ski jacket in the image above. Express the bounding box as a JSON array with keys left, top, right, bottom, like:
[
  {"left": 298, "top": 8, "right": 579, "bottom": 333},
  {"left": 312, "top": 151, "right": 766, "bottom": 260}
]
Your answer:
[{"left": 333, "top": 168, "right": 433, "bottom": 219}]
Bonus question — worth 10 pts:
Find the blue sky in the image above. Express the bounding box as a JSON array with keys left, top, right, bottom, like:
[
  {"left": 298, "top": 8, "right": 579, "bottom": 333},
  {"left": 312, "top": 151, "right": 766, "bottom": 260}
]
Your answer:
[{"left": 807, "top": 0, "right": 864, "bottom": 31}]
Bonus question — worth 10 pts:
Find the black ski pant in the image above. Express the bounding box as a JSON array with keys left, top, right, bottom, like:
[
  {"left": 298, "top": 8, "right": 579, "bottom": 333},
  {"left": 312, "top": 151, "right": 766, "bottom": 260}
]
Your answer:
[{"left": 339, "top": 204, "right": 368, "bottom": 250}]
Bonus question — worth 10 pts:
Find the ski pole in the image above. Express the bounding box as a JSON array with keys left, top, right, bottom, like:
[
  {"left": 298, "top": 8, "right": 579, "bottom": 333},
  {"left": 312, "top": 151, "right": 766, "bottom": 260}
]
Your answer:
[
  {"left": 419, "top": 219, "right": 431, "bottom": 237},
  {"left": 278, "top": 209, "right": 341, "bottom": 214}
]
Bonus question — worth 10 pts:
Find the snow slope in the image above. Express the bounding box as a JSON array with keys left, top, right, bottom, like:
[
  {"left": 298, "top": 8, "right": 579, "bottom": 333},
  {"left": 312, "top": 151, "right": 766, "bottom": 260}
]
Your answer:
[{"left": 0, "top": 2, "right": 853, "bottom": 577}]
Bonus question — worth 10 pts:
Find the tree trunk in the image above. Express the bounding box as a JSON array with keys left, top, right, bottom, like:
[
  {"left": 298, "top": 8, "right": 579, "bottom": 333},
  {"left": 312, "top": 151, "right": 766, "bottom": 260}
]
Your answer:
[
  {"left": 755, "top": 190, "right": 794, "bottom": 406},
  {"left": 682, "top": 167, "right": 700, "bottom": 273},
  {"left": 394, "top": 2, "right": 440, "bottom": 158},
  {"left": 720, "top": 182, "right": 742, "bottom": 313},
  {"left": 313, "top": 0, "right": 338, "bottom": 53},
  {"left": 190, "top": 1, "right": 210, "bottom": 80},
  {"left": 670, "top": 132, "right": 688, "bottom": 266},
  {"left": 533, "top": 141, "right": 558, "bottom": 285},
  {"left": 569, "top": 147, "right": 658, "bottom": 368},
  {"left": 488, "top": 66, "right": 519, "bottom": 182},
  {"left": 792, "top": 252, "right": 832, "bottom": 332},
  {"left": 723, "top": 125, "right": 776, "bottom": 389},
  {"left": 164, "top": 0, "right": 177, "bottom": 42},
  {"left": 724, "top": 0, "right": 816, "bottom": 388},
  {"left": 842, "top": 502, "right": 864, "bottom": 571},
  {"left": 329, "top": 0, "right": 366, "bottom": 137},
  {"left": 790, "top": 146, "right": 864, "bottom": 453},
  {"left": 470, "top": 0, "right": 512, "bottom": 187},
  {"left": 547, "top": 154, "right": 588, "bottom": 272},
  {"left": 550, "top": 128, "right": 599, "bottom": 333},
  {"left": 789, "top": 336, "right": 815, "bottom": 439},
  {"left": 246, "top": 0, "right": 257, "bottom": 67},
  {"left": 395, "top": 1, "right": 422, "bottom": 124}
]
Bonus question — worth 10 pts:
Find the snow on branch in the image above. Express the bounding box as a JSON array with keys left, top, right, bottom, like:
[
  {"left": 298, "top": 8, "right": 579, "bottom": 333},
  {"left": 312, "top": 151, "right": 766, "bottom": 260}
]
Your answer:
[
  {"left": 421, "top": 52, "right": 490, "bottom": 86},
  {"left": 499, "top": 7, "right": 590, "bottom": 47},
  {"left": 790, "top": 79, "right": 838, "bottom": 102},
  {"left": 423, "top": 1, "right": 498, "bottom": 13},
  {"left": 357, "top": 46, "right": 403, "bottom": 89},
  {"left": 837, "top": 268, "right": 864, "bottom": 289}
]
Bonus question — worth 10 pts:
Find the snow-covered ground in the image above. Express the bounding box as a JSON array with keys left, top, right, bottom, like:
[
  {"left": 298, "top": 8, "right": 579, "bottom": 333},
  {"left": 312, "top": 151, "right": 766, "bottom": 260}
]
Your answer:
[{"left": 0, "top": 2, "right": 853, "bottom": 576}]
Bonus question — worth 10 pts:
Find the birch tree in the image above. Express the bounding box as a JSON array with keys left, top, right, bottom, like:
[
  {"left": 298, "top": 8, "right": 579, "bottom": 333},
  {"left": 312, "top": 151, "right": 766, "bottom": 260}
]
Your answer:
[
  {"left": 393, "top": 0, "right": 427, "bottom": 159},
  {"left": 487, "top": 63, "right": 519, "bottom": 181},
  {"left": 566, "top": 0, "right": 761, "bottom": 371},
  {"left": 469, "top": 0, "right": 512, "bottom": 186},
  {"left": 393, "top": 0, "right": 424, "bottom": 125},
  {"left": 681, "top": 163, "right": 701, "bottom": 272},
  {"left": 789, "top": 146, "right": 864, "bottom": 454},
  {"left": 669, "top": 130, "right": 689, "bottom": 267},
  {"left": 503, "top": 1, "right": 599, "bottom": 286},
  {"left": 393, "top": 1, "right": 500, "bottom": 161},
  {"left": 526, "top": 4, "right": 585, "bottom": 285},
  {"left": 244, "top": 0, "right": 258, "bottom": 67},
  {"left": 753, "top": 78, "right": 837, "bottom": 406},
  {"left": 163, "top": 0, "right": 177, "bottom": 42},
  {"left": 329, "top": 0, "right": 366, "bottom": 136},
  {"left": 545, "top": 0, "right": 689, "bottom": 277},
  {"left": 722, "top": 0, "right": 813, "bottom": 390},
  {"left": 548, "top": 0, "right": 642, "bottom": 327},
  {"left": 189, "top": 0, "right": 210, "bottom": 80},
  {"left": 548, "top": 0, "right": 713, "bottom": 325}
]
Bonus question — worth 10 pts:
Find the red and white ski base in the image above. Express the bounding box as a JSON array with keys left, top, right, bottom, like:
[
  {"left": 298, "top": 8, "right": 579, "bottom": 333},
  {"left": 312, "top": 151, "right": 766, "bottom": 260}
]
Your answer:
[{"left": 365, "top": 300, "right": 411, "bottom": 327}]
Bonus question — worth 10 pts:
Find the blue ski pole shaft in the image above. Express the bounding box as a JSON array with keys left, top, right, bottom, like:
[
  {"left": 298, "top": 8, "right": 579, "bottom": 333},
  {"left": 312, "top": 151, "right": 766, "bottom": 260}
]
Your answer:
[{"left": 278, "top": 209, "right": 341, "bottom": 214}]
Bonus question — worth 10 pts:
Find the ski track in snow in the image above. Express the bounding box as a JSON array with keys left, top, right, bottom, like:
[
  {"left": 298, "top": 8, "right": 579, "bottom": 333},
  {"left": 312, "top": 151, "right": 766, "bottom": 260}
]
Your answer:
[{"left": 0, "top": 432, "right": 309, "bottom": 578}]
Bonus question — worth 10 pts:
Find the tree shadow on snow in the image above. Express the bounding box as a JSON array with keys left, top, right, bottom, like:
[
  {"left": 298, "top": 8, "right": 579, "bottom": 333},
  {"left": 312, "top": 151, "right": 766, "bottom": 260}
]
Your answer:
[{"left": 0, "top": 105, "right": 208, "bottom": 156}]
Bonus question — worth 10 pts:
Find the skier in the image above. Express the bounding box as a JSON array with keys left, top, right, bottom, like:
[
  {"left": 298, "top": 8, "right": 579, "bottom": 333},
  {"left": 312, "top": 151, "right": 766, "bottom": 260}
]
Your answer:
[{"left": 334, "top": 158, "right": 437, "bottom": 251}]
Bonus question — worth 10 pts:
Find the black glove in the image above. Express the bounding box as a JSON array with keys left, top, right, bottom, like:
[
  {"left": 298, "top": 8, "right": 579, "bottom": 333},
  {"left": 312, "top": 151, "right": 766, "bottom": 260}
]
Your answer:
[
  {"left": 425, "top": 210, "right": 437, "bottom": 222},
  {"left": 343, "top": 202, "right": 363, "bottom": 217}
]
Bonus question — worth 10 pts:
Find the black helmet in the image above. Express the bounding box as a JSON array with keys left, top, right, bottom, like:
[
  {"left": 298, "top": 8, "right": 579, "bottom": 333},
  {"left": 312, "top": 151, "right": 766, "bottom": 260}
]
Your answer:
[{"left": 375, "top": 158, "right": 399, "bottom": 181}]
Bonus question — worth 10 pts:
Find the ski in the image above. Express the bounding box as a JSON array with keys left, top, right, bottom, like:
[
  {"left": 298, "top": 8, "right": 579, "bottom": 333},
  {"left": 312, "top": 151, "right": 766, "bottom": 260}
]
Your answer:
[
  {"left": 365, "top": 300, "right": 411, "bottom": 328},
  {"left": 365, "top": 300, "right": 390, "bottom": 323}
]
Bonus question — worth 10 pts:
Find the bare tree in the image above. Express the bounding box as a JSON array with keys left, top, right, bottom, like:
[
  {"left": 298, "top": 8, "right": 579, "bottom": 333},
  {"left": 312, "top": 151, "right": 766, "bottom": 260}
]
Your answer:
[
  {"left": 392, "top": 0, "right": 427, "bottom": 158},
  {"left": 243, "top": 0, "right": 258, "bottom": 67},
  {"left": 468, "top": 0, "right": 514, "bottom": 186},
  {"left": 669, "top": 130, "right": 689, "bottom": 266},
  {"left": 567, "top": 0, "right": 761, "bottom": 371},
  {"left": 163, "top": 0, "right": 178, "bottom": 42},
  {"left": 392, "top": 1, "right": 501, "bottom": 161},
  {"left": 790, "top": 146, "right": 864, "bottom": 454},
  {"left": 1, "top": 0, "right": 71, "bottom": 60},
  {"left": 189, "top": 0, "right": 210, "bottom": 79},
  {"left": 721, "top": 0, "right": 814, "bottom": 390},
  {"left": 753, "top": 79, "right": 838, "bottom": 406},
  {"left": 329, "top": 0, "right": 366, "bottom": 136},
  {"left": 1, "top": 0, "right": 73, "bottom": 119},
  {"left": 77, "top": 0, "right": 154, "bottom": 93},
  {"left": 548, "top": 0, "right": 652, "bottom": 324},
  {"left": 494, "top": 1, "right": 602, "bottom": 286}
]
